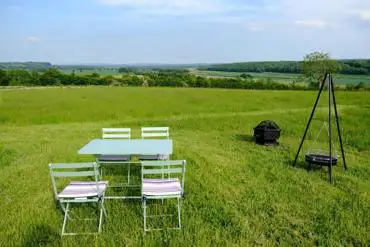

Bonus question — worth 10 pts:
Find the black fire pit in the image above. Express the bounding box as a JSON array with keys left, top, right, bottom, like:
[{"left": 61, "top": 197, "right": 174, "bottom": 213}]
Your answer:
[
  {"left": 305, "top": 151, "right": 338, "bottom": 170},
  {"left": 254, "top": 120, "right": 281, "bottom": 145}
]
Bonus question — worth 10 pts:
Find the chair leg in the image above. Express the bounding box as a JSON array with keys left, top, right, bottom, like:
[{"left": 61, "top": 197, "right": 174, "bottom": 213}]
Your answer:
[
  {"left": 100, "top": 165, "right": 104, "bottom": 179},
  {"left": 100, "top": 194, "right": 108, "bottom": 218},
  {"left": 177, "top": 197, "right": 182, "bottom": 229},
  {"left": 161, "top": 165, "right": 165, "bottom": 205},
  {"left": 59, "top": 201, "right": 71, "bottom": 220},
  {"left": 61, "top": 203, "right": 70, "bottom": 235},
  {"left": 127, "top": 163, "right": 130, "bottom": 185},
  {"left": 98, "top": 202, "right": 104, "bottom": 233},
  {"left": 95, "top": 159, "right": 102, "bottom": 180},
  {"left": 143, "top": 198, "right": 147, "bottom": 232},
  {"left": 102, "top": 202, "right": 107, "bottom": 218}
]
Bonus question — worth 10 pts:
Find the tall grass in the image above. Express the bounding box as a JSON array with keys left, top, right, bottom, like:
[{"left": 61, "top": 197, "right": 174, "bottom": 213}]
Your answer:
[{"left": 0, "top": 87, "right": 369, "bottom": 246}]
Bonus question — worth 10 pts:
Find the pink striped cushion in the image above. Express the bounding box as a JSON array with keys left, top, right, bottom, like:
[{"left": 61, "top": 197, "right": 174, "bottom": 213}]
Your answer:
[
  {"left": 58, "top": 181, "right": 108, "bottom": 198},
  {"left": 142, "top": 178, "right": 182, "bottom": 196}
]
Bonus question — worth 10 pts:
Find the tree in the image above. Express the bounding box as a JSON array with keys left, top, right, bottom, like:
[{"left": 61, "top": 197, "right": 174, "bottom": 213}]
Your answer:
[
  {"left": 0, "top": 69, "right": 10, "bottom": 86},
  {"left": 302, "top": 52, "right": 341, "bottom": 88},
  {"left": 118, "top": 67, "right": 133, "bottom": 73},
  {"left": 90, "top": 72, "right": 100, "bottom": 78},
  {"left": 240, "top": 73, "right": 253, "bottom": 80},
  {"left": 7, "top": 69, "right": 32, "bottom": 85},
  {"left": 31, "top": 70, "right": 40, "bottom": 85},
  {"left": 195, "top": 76, "right": 208, "bottom": 87},
  {"left": 40, "top": 68, "right": 62, "bottom": 85}
]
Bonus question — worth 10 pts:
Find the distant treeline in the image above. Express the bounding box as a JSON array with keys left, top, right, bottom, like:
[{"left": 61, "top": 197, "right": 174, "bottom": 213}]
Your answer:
[
  {"left": 0, "top": 68, "right": 368, "bottom": 91},
  {"left": 0, "top": 62, "right": 201, "bottom": 72},
  {"left": 57, "top": 66, "right": 118, "bottom": 72},
  {"left": 2, "top": 60, "right": 370, "bottom": 75},
  {"left": 200, "top": 60, "right": 370, "bottom": 75},
  {"left": 0, "top": 62, "right": 52, "bottom": 72}
]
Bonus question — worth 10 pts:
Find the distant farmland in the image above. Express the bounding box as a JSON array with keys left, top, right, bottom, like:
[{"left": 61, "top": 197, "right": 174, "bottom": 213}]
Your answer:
[
  {"left": 57, "top": 67, "right": 370, "bottom": 85},
  {"left": 58, "top": 67, "right": 119, "bottom": 76},
  {"left": 193, "top": 70, "right": 370, "bottom": 85},
  {"left": 2, "top": 61, "right": 369, "bottom": 86}
]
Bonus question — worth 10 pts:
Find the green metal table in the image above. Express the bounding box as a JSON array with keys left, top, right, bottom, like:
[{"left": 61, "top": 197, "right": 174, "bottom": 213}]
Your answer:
[{"left": 78, "top": 139, "right": 173, "bottom": 199}]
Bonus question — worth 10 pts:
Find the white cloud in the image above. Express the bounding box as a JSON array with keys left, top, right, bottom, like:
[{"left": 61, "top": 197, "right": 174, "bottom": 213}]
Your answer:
[
  {"left": 280, "top": 0, "right": 370, "bottom": 22},
  {"left": 359, "top": 10, "right": 370, "bottom": 20},
  {"left": 246, "top": 22, "right": 264, "bottom": 31},
  {"left": 98, "top": 0, "right": 234, "bottom": 15},
  {"left": 98, "top": 0, "right": 370, "bottom": 29},
  {"left": 26, "top": 37, "right": 41, "bottom": 43},
  {"left": 197, "top": 16, "right": 249, "bottom": 24},
  {"left": 295, "top": 20, "right": 326, "bottom": 28}
]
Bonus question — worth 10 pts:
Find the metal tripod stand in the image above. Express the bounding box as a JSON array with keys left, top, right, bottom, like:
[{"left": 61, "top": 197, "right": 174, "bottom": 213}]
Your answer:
[{"left": 292, "top": 73, "right": 347, "bottom": 183}]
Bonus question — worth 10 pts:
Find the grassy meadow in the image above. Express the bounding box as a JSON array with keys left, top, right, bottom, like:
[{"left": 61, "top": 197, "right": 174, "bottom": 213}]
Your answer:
[{"left": 0, "top": 87, "right": 369, "bottom": 246}]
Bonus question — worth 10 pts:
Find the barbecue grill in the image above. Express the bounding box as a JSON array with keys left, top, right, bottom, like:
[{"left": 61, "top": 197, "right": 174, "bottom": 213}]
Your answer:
[
  {"left": 253, "top": 120, "right": 281, "bottom": 145},
  {"left": 305, "top": 149, "right": 338, "bottom": 170}
]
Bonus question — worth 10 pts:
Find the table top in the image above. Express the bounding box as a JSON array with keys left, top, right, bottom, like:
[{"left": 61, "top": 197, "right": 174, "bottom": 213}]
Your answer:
[{"left": 78, "top": 139, "right": 173, "bottom": 155}]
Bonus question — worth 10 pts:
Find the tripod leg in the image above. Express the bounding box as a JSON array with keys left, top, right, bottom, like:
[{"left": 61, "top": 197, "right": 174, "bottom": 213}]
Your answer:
[
  {"left": 328, "top": 74, "right": 333, "bottom": 184},
  {"left": 330, "top": 75, "right": 347, "bottom": 170},
  {"left": 293, "top": 73, "right": 328, "bottom": 166}
]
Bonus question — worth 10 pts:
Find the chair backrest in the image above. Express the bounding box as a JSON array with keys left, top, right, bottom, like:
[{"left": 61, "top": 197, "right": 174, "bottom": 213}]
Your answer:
[
  {"left": 141, "top": 127, "right": 169, "bottom": 139},
  {"left": 49, "top": 162, "right": 99, "bottom": 199},
  {"left": 141, "top": 160, "right": 186, "bottom": 193},
  {"left": 102, "top": 128, "right": 131, "bottom": 139}
]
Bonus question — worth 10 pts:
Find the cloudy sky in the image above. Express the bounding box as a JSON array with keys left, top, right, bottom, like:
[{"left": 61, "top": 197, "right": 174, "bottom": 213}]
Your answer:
[{"left": 1, "top": 0, "right": 370, "bottom": 64}]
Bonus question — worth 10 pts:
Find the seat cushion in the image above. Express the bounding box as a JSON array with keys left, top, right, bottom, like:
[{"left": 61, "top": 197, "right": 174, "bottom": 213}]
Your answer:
[
  {"left": 58, "top": 181, "right": 108, "bottom": 198},
  {"left": 142, "top": 178, "right": 182, "bottom": 196},
  {"left": 98, "top": 155, "right": 130, "bottom": 162},
  {"left": 139, "top": 154, "right": 169, "bottom": 161}
]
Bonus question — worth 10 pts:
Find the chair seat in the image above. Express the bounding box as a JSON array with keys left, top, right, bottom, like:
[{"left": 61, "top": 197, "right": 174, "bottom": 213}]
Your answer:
[
  {"left": 139, "top": 154, "right": 169, "bottom": 161},
  {"left": 142, "top": 178, "right": 182, "bottom": 196},
  {"left": 58, "top": 181, "right": 108, "bottom": 198},
  {"left": 98, "top": 155, "right": 131, "bottom": 162}
]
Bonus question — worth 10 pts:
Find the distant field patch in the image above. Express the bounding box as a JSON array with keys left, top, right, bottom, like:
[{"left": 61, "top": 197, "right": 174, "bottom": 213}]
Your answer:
[{"left": 193, "top": 70, "right": 370, "bottom": 85}]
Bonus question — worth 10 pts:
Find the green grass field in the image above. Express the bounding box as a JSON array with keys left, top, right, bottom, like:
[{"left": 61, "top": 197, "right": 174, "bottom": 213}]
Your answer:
[
  {"left": 0, "top": 87, "right": 369, "bottom": 246},
  {"left": 194, "top": 70, "right": 370, "bottom": 85}
]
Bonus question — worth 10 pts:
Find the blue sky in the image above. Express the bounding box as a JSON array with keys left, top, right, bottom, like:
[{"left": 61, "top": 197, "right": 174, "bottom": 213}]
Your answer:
[{"left": 1, "top": 0, "right": 370, "bottom": 64}]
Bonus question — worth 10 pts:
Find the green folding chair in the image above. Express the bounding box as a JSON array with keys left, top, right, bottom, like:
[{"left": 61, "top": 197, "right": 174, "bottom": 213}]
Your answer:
[
  {"left": 98, "top": 128, "right": 132, "bottom": 186},
  {"left": 141, "top": 160, "right": 186, "bottom": 232},
  {"left": 49, "top": 162, "right": 108, "bottom": 236},
  {"left": 140, "top": 127, "right": 170, "bottom": 161}
]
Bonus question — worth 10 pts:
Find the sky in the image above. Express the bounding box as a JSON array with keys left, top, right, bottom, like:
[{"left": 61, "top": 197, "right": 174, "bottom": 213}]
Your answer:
[{"left": 1, "top": 0, "right": 370, "bottom": 64}]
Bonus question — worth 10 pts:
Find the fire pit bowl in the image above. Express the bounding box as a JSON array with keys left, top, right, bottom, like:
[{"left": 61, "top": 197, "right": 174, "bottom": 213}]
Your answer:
[
  {"left": 253, "top": 120, "right": 281, "bottom": 145},
  {"left": 305, "top": 154, "right": 338, "bottom": 166}
]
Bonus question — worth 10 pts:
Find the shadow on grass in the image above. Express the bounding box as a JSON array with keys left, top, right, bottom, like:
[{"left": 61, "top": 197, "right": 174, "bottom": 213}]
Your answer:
[
  {"left": 290, "top": 160, "right": 330, "bottom": 174},
  {"left": 107, "top": 186, "right": 142, "bottom": 199},
  {"left": 21, "top": 224, "right": 60, "bottom": 247},
  {"left": 290, "top": 160, "right": 309, "bottom": 170},
  {"left": 235, "top": 134, "right": 255, "bottom": 142}
]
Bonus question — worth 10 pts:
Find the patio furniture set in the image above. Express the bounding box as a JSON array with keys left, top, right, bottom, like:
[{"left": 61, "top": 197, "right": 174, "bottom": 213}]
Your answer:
[{"left": 49, "top": 127, "right": 186, "bottom": 235}]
